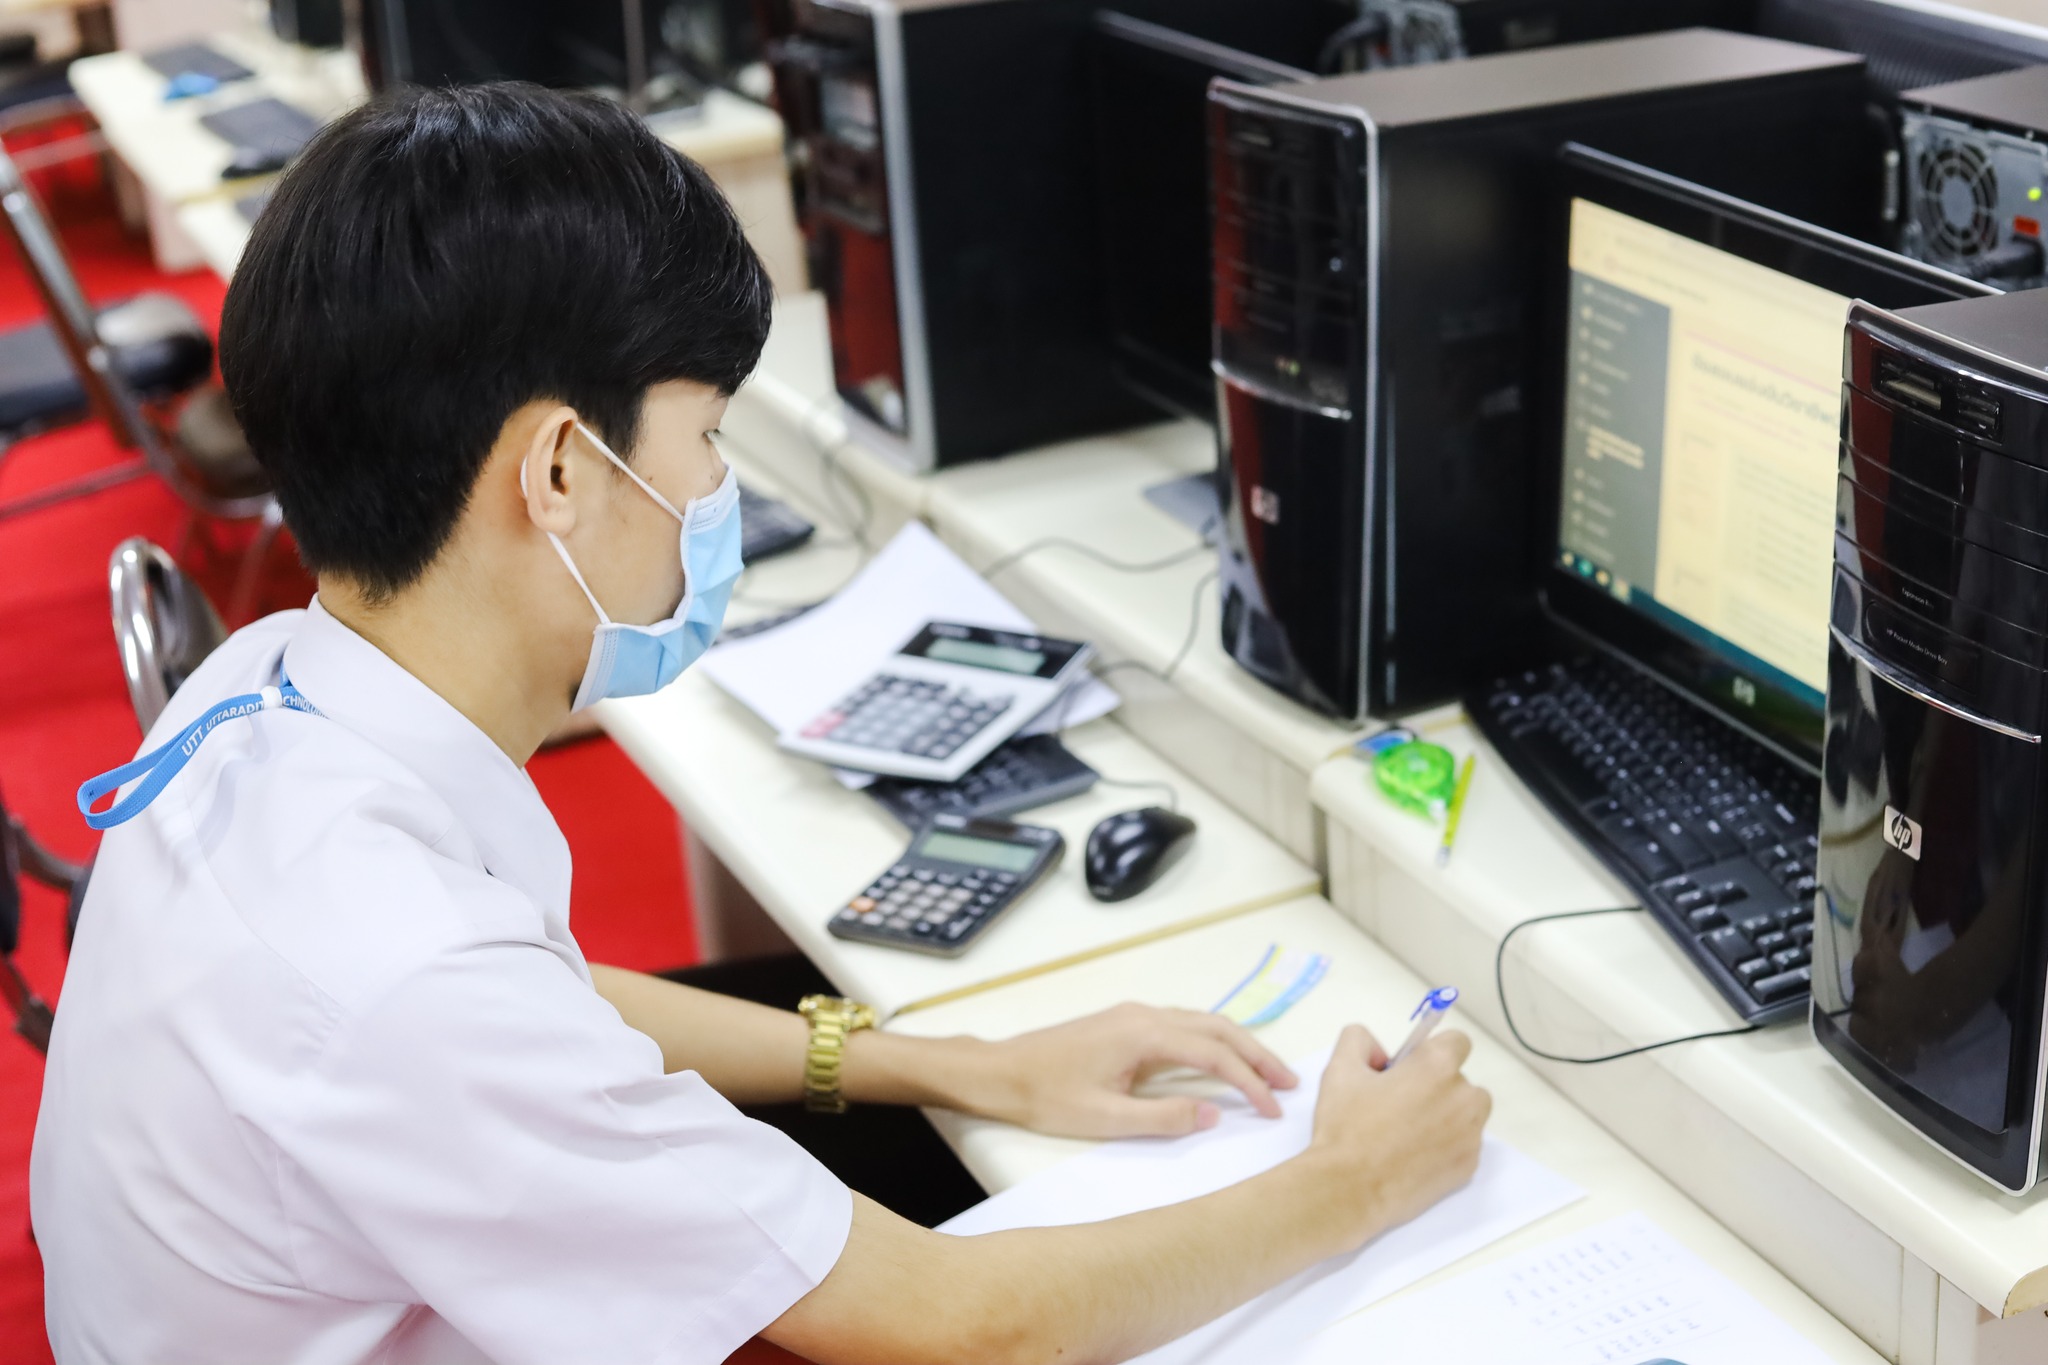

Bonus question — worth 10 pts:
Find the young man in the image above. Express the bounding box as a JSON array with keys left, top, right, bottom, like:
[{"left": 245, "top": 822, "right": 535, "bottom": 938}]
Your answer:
[{"left": 32, "top": 85, "right": 1490, "bottom": 1364}]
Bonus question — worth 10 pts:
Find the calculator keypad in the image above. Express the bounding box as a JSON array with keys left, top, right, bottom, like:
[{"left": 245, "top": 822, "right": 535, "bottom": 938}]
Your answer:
[
  {"left": 799, "top": 674, "right": 1015, "bottom": 760},
  {"left": 835, "top": 862, "right": 1021, "bottom": 946}
]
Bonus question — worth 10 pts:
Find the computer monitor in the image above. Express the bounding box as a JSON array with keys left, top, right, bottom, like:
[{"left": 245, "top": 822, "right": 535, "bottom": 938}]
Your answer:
[{"left": 1541, "top": 144, "right": 1993, "bottom": 766}]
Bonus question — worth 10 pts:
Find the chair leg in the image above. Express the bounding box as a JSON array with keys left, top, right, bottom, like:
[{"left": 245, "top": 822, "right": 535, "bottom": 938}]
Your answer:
[
  {"left": 228, "top": 502, "right": 287, "bottom": 625},
  {"left": 0, "top": 958, "right": 52, "bottom": 1055},
  {"left": 5, "top": 814, "right": 82, "bottom": 891},
  {"left": 0, "top": 455, "right": 149, "bottom": 523}
]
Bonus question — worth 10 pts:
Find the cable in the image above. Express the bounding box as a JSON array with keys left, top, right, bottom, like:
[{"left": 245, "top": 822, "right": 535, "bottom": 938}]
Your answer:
[
  {"left": 795, "top": 391, "right": 878, "bottom": 552},
  {"left": 977, "top": 532, "right": 1216, "bottom": 586},
  {"left": 1318, "top": 13, "right": 1389, "bottom": 73},
  {"left": 1038, "top": 567, "right": 1220, "bottom": 814},
  {"left": 1495, "top": 906, "right": 1765, "bottom": 1064}
]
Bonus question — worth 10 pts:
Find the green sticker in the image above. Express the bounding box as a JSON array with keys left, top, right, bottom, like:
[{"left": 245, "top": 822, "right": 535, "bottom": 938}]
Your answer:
[{"left": 1372, "top": 740, "right": 1458, "bottom": 817}]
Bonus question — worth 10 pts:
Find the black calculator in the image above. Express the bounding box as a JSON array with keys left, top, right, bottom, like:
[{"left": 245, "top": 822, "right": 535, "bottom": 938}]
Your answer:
[
  {"left": 865, "top": 735, "right": 1099, "bottom": 829},
  {"left": 828, "top": 815, "right": 1065, "bottom": 957}
]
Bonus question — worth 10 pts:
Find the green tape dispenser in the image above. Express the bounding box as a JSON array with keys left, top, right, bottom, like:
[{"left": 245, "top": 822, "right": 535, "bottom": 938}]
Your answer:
[{"left": 1359, "top": 727, "right": 1458, "bottom": 819}]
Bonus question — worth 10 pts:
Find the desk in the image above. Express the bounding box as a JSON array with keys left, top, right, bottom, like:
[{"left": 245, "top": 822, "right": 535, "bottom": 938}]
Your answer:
[
  {"left": 69, "top": 25, "right": 360, "bottom": 270},
  {"left": 887, "top": 894, "right": 1887, "bottom": 1362},
  {"left": 1311, "top": 728, "right": 2048, "bottom": 1363},
  {"left": 924, "top": 420, "right": 1363, "bottom": 865},
  {"left": 731, "top": 300, "right": 1363, "bottom": 865}
]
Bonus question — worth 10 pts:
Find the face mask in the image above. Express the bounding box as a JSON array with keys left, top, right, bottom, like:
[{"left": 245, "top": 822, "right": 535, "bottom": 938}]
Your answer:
[{"left": 525, "top": 420, "right": 743, "bottom": 711}]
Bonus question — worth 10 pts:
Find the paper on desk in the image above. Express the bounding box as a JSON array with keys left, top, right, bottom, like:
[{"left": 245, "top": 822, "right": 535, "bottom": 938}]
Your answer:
[
  {"left": 702, "top": 522, "right": 1119, "bottom": 782},
  {"left": 1299, "top": 1211, "right": 1836, "bottom": 1365},
  {"left": 940, "top": 1045, "right": 1583, "bottom": 1365}
]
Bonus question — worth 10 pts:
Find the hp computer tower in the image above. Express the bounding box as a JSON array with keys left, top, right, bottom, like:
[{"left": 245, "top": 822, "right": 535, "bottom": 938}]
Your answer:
[
  {"left": 760, "top": 0, "right": 1347, "bottom": 471},
  {"left": 1899, "top": 65, "right": 2048, "bottom": 289},
  {"left": 1818, "top": 288, "right": 2048, "bottom": 1193},
  {"left": 1209, "top": 29, "right": 1873, "bottom": 720}
]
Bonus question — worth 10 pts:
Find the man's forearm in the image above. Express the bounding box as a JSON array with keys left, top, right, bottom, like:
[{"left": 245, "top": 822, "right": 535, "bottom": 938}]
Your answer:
[
  {"left": 770, "top": 1154, "right": 1370, "bottom": 1365},
  {"left": 590, "top": 964, "right": 993, "bottom": 1109}
]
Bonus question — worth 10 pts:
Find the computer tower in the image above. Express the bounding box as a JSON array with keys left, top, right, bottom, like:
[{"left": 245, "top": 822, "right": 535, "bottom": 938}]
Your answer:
[
  {"left": 1333, "top": 0, "right": 1757, "bottom": 71},
  {"left": 1899, "top": 65, "right": 2048, "bottom": 289},
  {"left": 1817, "top": 287, "right": 2048, "bottom": 1193},
  {"left": 758, "top": 0, "right": 1346, "bottom": 472},
  {"left": 1208, "top": 29, "right": 1874, "bottom": 721}
]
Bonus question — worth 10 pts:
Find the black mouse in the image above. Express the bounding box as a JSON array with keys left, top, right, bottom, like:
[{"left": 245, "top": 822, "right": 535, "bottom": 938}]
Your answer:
[
  {"left": 221, "top": 147, "right": 291, "bottom": 180},
  {"left": 1084, "top": 806, "right": 1197, "bottom": 903}
]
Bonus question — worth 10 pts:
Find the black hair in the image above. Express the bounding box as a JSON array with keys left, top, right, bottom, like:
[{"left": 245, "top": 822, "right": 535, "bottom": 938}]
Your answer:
[{"left": 218, "top": 83, "right": 772, "bottom": 598}]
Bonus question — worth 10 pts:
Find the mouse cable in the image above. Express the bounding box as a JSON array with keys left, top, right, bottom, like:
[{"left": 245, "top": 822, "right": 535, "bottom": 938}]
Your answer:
[
  {"left": 1041, "top": 567, "right": 1220, "bottom": 814},
  {"left": 977, "top": 519, "right": 1219, "bottom": 586},
  {"left": 1496, "top": 906, "right": 1766, "bottom": 1064}
]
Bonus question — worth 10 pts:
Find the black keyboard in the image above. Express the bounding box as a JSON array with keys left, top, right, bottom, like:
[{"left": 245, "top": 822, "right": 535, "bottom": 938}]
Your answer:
[
  {"left": 143, "top": 42, "right": 253, "bottom": 84},
  {"left": 866, "top": 734, "right": 1099, "bottom": 829},
  {"left": 740, "top": 485, "right": 816, "bottom": 565},
  {"left": 199, "top": 98, "right": 320, "bottom": 162},
  {"left": 1470, "top": 656, "right": 1821, "bottom": 1025}
]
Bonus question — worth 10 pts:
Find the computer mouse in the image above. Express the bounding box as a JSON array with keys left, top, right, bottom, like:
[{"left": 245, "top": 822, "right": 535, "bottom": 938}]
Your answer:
[
  {"left": 221, "top": 147, "right": 291, "bottom": 180},
  {"left": 1084, "top": 806, "right": 1197, "bottom": 903}
]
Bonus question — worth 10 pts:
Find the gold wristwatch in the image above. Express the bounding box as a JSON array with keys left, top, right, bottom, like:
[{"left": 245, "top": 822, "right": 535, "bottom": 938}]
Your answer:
[{"left": 798, "top": 994, "right": 877, "bottom": 1114}]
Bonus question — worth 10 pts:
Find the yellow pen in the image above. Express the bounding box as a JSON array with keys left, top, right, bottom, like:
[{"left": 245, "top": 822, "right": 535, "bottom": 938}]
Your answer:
[{"left": 1436, "top": 754, "right": 1475, "bottom": 868}]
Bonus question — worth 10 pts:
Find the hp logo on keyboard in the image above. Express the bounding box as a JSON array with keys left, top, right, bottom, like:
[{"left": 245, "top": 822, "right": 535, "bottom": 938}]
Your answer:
[{"left": 1883, "top": 805, "right": 1923, "bottom": 861}]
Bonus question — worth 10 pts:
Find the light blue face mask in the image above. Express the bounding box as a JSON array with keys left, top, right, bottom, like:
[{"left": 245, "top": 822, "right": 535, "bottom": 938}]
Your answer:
[{"left": 534, "top": 421, "right": 743, "bottom": 711}]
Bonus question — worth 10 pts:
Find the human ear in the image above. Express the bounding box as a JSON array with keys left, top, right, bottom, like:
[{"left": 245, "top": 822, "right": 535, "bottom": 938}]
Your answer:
[{"left": 519, "top": 404, "right": 583, "bottom": 536}]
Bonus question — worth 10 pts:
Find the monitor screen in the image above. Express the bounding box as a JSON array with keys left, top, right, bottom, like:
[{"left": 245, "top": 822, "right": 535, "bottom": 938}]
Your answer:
[
  {"left": 1557, "top": 197, "right": 1846, "bottom": 711},
  {"left": 1542, "top": 146, "right": 1994, "bottom": 767}
]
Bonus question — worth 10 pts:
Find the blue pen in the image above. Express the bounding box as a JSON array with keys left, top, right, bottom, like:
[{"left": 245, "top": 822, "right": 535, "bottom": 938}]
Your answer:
[{"left": 1388, "top": 986, "right": 1459, "bottom": 1066}]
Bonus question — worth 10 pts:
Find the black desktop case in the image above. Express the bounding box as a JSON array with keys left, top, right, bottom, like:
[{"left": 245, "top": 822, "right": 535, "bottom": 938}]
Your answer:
[
  {"left": 1818, "top": 288, "right": 2048, "bottom": 1193},
  {"left": 761, "top": 0, "right": 1347, "bottom": 472},
  {"left": 1208, "top": 29, "right": 1875, "bottom": 720}
]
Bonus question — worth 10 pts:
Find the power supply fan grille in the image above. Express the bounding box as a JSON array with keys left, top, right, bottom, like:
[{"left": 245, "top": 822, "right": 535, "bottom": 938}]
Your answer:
[{"left": 1917, "top": 138, "right": 2000, "bottom": 259}]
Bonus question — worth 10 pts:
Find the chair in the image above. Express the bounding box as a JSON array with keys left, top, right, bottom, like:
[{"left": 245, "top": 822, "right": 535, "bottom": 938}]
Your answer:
[
  {"left": 0, "top": 785, "right": 77, "bottom": 1054},
  {"left": 109, "top": 537, "right": 228, "bottom": 734},
  {"left": 0, "top": 142, "right": 276, "bottom": 580}
]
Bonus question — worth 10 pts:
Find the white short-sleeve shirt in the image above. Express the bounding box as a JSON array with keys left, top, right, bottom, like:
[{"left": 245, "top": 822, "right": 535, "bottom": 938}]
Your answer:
[{"left": 31, "top": 600, "right": 851, "bottom": 1365}]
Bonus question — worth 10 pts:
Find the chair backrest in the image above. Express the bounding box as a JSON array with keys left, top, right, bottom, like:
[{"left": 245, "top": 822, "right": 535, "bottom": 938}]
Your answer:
[{"left": 109, "top": 538, "right": 228, "bottom": 734}]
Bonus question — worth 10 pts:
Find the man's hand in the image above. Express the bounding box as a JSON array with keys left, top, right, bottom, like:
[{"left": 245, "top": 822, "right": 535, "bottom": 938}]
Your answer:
[
  {"left": 1296, "top": 1024, "right": 1492, "bottom": 1254},
  {"left": 962, "top": 1002, "right": 1300, "bottom": 1139}
]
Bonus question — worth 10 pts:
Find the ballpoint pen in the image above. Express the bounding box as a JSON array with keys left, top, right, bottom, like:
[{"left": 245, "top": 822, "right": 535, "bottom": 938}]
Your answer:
[
  {"left": 1389, "top": 986, "right": 1459, "bottom": 1066},
  {"left": 1436, "top": 753, "right": 1476, "bottom": 868}
]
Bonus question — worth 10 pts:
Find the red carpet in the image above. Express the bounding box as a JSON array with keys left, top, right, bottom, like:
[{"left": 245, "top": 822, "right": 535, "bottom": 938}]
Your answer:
[{"left": 0, "top": 152, "right": 696, "bottom": 1360}]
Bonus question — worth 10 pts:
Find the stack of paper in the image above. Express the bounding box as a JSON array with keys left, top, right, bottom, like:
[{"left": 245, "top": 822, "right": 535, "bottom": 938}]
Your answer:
[
  {"left": 1299, "top": 1212, "right": 1839, "bottom": 1365},
  {"left": 703, "top": 523, "right": 1119, "bottom": 783},
  {"left": 939, "top": 1044, "right": 1584, "bottom": 1365}
]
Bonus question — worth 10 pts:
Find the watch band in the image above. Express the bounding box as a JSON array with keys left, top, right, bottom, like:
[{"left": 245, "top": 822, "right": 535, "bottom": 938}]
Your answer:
[{"left": 798, "top": 993, "right": 877, "bottom": 1114}]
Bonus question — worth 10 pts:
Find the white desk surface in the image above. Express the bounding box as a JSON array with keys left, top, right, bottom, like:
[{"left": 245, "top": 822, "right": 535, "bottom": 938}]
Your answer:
[
  {"left": 1308, "top": 729, "right": 2048, "bottom": 1323},
  {"left": 597, "top": 428, "right": 1318, "bottom": 1018},
  {"left": 71, "top": 29, "right": 361, "bottom": 206},
  {"left": 888, "top": 894, "right": 1885, "bottom": 1364},
  {"left": 173, "top": 192, "right": 249, "bottom": 278}
]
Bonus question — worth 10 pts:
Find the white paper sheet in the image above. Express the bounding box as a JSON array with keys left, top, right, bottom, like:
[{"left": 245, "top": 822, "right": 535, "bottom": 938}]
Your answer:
[
  {"left": 1300, "top": 1211, "right": 1838, "bottom": 1365},
  {"left": 703, "top": 523, "right": 1119, "bottom": 785},
  {"left": 940, "top": 1045, "right": 1584, "bottom": 1365}
]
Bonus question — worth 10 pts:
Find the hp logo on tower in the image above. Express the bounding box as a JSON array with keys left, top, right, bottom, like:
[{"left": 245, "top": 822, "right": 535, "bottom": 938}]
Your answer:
[{"left": 1883, "top": 805, "right": 1923, "bottom": 861}]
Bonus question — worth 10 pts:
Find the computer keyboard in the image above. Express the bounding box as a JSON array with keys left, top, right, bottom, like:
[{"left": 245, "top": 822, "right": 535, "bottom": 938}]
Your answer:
[
  {"left": 199, "top": 98, "right": 320, "bottom": 163},
  {"left": 865, "top": 734, "right": 1099, "bottom": 829},
  {"left": 739, "top": 485, "right": 815, "bottom": 565},
  {"left": 143, "top": 42, "right": 253, "bottom": 84},
  {"left": 1469, "top": 655, "right": 1821, "bottom": 1025}
]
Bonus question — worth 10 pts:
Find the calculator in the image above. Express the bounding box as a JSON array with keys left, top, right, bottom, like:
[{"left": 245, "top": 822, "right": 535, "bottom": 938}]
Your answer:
[
  {"left": 779, "top": 622, "right": 1093, "bottom": 782},
  {"left": 865, "top": 734, "right": 1099, "bottom": 829},
  {"left": 828, "top": 815, "right": 1065, "bottom": 957}
]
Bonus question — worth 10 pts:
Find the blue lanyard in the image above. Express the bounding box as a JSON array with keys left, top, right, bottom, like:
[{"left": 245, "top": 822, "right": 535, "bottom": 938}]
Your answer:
[{"left": 77, "top": 675, "right": 322, "bottom": 831}]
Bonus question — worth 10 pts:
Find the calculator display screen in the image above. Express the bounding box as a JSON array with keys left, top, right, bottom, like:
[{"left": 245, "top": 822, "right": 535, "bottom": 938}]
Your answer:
[
  {"left": 923, "top": 637, "right": 1047, "bottom": 675},
  {"left": 917, "top": 831, "right": 1041, "bottom": 873}
]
